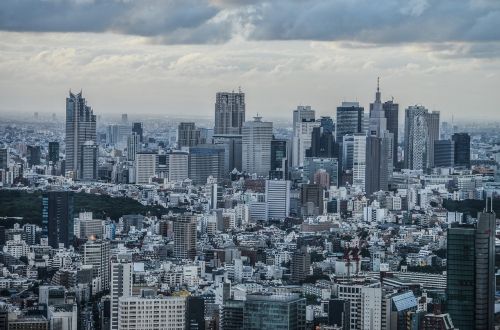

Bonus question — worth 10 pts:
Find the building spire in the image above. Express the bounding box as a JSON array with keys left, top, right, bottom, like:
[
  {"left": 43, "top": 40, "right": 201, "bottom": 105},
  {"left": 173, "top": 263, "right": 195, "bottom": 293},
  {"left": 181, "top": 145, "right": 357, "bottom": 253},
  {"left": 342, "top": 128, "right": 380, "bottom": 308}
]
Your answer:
[{"left": 375, "top": 77, "right": 381, "bottom": 103}]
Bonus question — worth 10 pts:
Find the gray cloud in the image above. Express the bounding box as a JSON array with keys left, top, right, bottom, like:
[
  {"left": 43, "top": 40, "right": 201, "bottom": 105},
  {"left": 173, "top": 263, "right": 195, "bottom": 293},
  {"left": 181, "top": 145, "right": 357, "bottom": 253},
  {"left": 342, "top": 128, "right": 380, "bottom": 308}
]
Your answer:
[{"left": 1, "top": 0, "right": 500, "bottom": 48}]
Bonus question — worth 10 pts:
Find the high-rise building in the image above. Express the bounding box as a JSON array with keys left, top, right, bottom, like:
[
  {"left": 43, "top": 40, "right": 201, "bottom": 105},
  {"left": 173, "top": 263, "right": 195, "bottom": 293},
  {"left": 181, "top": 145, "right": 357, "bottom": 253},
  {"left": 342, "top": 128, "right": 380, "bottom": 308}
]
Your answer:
[
  {"left": 293, "top": 106, "right": 315, "bottom": 134},
  {"left": 212, "top": 134, "right": 243, "bottom": 173},
  {"left": 215, "top": 91, "right": 245, "bottom": 135},
  {"left": 42, "top": 191, "right": 74, "bottom": 248},
  {"left": 434, "top": 140, "right": 454, "bottom": 168},
  {"left": 173, "top": 214, "right": 197, "bottom": 260},
  {"left": 382, "top": 100, "right": 399, "bottom": 167},
  {"left": 303, "top": 157, "right": 338, "bottom": 187},
  {"left": 221, "top": 300, "right": 244, "bottom": 330},
  {"left": 132, "top": 122, "right": 144, "bottom": 142},
  {"left": 121, "top": 113, "right": 128, "bottom": 124},
  {"left": 178, "top": 122, "right": 202, "bottom": 148},
  {"left": 80, "top": 141, "right": 98, "bottom": 181},
  {"left": 166, "top": 151, "right": 189, "bottom": 182},
  {"left": 27, "top": 145, "right": 41, "bottom": 167},
  {"left": 106, "top": 124, "right": 130, "bottom": 146},
  {"left": 242, "top": 116, "right": 273, "bottom": 177},
  {"left": 0, "top": 148, "right": 8, "bottom": 170},
  {"left": 186, "top": 296, "right": 205, "bottom": 330},
  {"left": 452, "top": 133, "right": 471, "bottom": 169},
  {"left": 291, "top": 248, "right": 310, "bottom": 283},
  {"left": 135, "top": 152, "right": 157, "bottom": 184},
  {"left": 265, "top": 180, "right": 291, "bottom": 220},
  {"left": 65, "top": 91, "right": 97, "bottom": 179},
  {"left": 270, "top": 139, "right": 288, "bottom": 180},
  {"left": 243, "top": 294, "right": 306, "bottom": 330},
  {"left": 188, "top": 145, "right": 225, "bottom": 185},
  {"left": 326, "top": 299, "right": 350, "bottom": 329},
  {"left": 426, "top": 111, "right": 440, "bottom": 168},
  {"left": 352, "top": 133, "right": 367, "bottom": 191},
  {"left": 447, "top": 204, "right": 495, "bottom": 329},
  {"left": 126, "top": 133, "right": 140, "bottom": 161},
  {"left": 292, "top": 119, "right": 319, "bottom": 168},
  {"left": 404, "top": 105, "right": 429, "bottom": 170},
  {"left": 82, "top": 239, "right": 110, "bottom": 292},
  {"left": 300, "top": 184, "right": 323, "bottom": 217},
  {"left": 306, "top": 126, "right": 337, "bottom": 158},
  {"left": 48, "top": 142, "right": 59, "bottom": 163},
  {"left": 110, "top": 259, "right": 133, "bottom": 330},
  {"left": 336, "top": 102, "right": 364, "bottom": 142}
]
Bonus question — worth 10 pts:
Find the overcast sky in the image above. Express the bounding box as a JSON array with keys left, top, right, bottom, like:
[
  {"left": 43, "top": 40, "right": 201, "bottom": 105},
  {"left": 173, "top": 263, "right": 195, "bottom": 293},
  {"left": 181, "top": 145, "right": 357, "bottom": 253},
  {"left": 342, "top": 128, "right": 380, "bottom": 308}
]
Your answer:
[{"left": 1, "top": 0, "right": 499, "bottom": 121}]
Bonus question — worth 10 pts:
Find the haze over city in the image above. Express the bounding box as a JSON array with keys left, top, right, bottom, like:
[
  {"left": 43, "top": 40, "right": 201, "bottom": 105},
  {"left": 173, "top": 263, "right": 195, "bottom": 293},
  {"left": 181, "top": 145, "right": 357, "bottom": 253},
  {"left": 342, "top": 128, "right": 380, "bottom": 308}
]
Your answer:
[{"left": 1, "top": 0, "right": 500, "bottom": 119}]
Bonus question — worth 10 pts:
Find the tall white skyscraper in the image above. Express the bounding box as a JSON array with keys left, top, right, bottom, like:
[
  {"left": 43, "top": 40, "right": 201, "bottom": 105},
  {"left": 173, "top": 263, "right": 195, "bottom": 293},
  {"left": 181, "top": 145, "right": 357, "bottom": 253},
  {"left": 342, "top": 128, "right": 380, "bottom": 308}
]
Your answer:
[
  {"left": 65, "top": 91, "right": 96, "bottom": 179},
  {"left": 242, "top": 116, "right": 273, "bottom": 177},
  {"left": 111, "top": 259, "right": 133, "bottom": 330},
  {"left": 292, "top": 119, "right": 320, "bottom": 167},
  {"left": 265, "top": 180, "right": 291, "bottom": 220},
  {"left": 352, "top": 133, "right": 367, "bottom": 191},
  {"left": 404, "top": 105, "right": 429, "bottom": 170},
  {"left": 167, "top": 151, "right": 189, "bottom": 182}
]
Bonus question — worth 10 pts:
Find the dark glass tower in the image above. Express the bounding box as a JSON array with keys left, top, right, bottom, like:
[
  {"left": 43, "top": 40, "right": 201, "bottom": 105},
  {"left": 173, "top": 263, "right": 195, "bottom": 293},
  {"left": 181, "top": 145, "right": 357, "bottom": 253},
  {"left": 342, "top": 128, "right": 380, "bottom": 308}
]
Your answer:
[
  {"left": 243, "top": 294, "right": 306, "bottom": 330},
  {"left": 382, "top": 101, "right": 399, "bottom": 167},
  {"left": 270, "top": 139, "right": 288, "bottom": 180},
  {"left": 434, "top": 140, "right": 454, "bottom": 168},
  {"left": 42, "top": 191, "right": 74, "bottom": 248},
  {"left": 132, "top": 122, "right": 144, "bottom": 142},
  {"left": 27, "top": 145, "right": 41, "bottom": 167},
  {"left": 452, "top": 133, "right": 471, "bottom": 169},
  {"left": 48, "top": 142, "right": 59, "bottom": 163},
  {"left": 335, "top": 102, "right": 364, "bottom": 142}
]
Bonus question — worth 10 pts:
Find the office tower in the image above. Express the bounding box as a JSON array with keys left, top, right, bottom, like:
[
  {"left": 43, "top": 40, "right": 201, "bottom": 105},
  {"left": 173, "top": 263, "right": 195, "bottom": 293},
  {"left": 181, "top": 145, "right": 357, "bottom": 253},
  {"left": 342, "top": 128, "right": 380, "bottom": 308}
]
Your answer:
[
  {"left": 27, "top": 145, "right": 41, "bottom": 167},
  {"left": 434, "top": 140, "right": 454, "bottom": 168},
  {"left": 42, "top": 191, "right": 74, "bottom": 248},
  {"left": 118, "top": 293, "right": 186, "bottom": 329},
  {"left": 300, "top": 183, "right": 323, "bottom": 217},
  {"left": 135, "top": 152, "right": 157, "bottom": 184},
  {"left": 166, "top": 151, "right": 189, "bottom": 182},
  {"left": 307, "top": 126, "right": 337, "bottom": 158},
  {"left": 214, "top": 90, "right": 245, "bottom": 135},
  {"left": 404, "top": 105, "right": 429, "bottom": 170},
  {"left": 132, "top": 122, "right": 144, "bottom": 142},
  {"left": 110, "top": 259, "right": 133, "bottom": 330},
  {"left": 242, "top": 116, "right": 273, "bottom": 177},
  {"left": 83, "top": 239, "right": 110, "bottom": 291},
  {"left": 243, "top": 294, "right": 306, "bottom": 330},
  {"left": 452, "top": 133, "right": 471, "bottom": 168},
  {"left": 178, "top": 122, "right": 201, "bottom": 148},
  {"left": 326, "top": 299, "right": 350, "bottom": 329},
  {"left": 320, "top": 116, "right": 334, "bottom": 134},
  {"left": 47, "top": 304, "right": 78, "bottom": 330},
  {"left": 126, "top": 133, "right": 140, "bottom": 161},
  {"left": 173, "top": 214, "right": 197, "bottom": 260},
  {"left": 352, "top": 133, "right": 367, "bottom": 191},
  {"left": 0, "top": 148, "right": 8, "bottom": 170},
  {"left": 212, "top": 134, "right": 243, "bottom": 173},
  {"left": 426, "top": 111, "right": 440, "bottom": 168},
  {"left": 303, "top": 157, "right": 338, "bottom": 187},
  {"left": 270, "top": 139, "right": 288, "bottom": 179},
  {"left": 121, "top": 113, "right": 128, "bottom": 124},
  {"left": 292, "top": 120, "right": 319, "bottom": 168},
  {"left": 383, "top": 100, "right": 399, "bottom": 167},
  {"left": 106, "top": 124, "right": 130, "bottom": 146},
  {"left": 293, "top": 106, "right": 316, "bottom": 134},
  {"left": 336, "top": 102, "right": 364, "bottom": 142},
  {"left": 291, "top": 248, "right": 311, "bottom": 283},
  {"left": 365, "top": 136, "right": 382, "bottom": 194},
  {"left": 188, "top": 145, "right": 225, "bottom": 185},
  {"left": 48, "top": 142, "right": 59, "bottom": 163},
  {"left": 80, "top": 141, "right": 98, "bottom": 181},
  {"left": 221, "top": 300, "right": 244, "bottom": 330},
  {"left": 341, "top": 135, "right": 354, "bottom": 171},
  {"left": 360, "top": 286, "right": 382, "bottom": 329},
  {"left": 65, "top": 91, "right": 97, "bottom": 179},
  {"left": 474, "top": 209, "right": 495, "bottom": 329},
  {"left": 265, "top": 180, "right": 291, "bottom": 220},
  {"left": 186, "top": 296, "right": 205, "bottom": 330}
]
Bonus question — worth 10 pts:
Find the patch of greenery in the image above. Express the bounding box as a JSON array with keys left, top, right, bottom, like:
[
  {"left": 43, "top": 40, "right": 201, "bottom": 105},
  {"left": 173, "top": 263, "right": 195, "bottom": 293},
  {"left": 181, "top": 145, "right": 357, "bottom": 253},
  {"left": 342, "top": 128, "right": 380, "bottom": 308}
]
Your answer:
[{"left": 0, "top": 189, "right": 170, "bottom": 227}]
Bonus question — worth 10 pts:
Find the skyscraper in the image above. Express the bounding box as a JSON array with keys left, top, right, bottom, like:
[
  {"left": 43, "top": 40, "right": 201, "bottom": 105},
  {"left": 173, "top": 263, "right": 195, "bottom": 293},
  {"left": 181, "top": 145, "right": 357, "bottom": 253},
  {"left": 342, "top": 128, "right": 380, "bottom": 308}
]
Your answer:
[
  {"left": 126, "top": 133, "right": 140, "bottom": 161},
  {"left": 452, "top": 133, "right": 471, "bottom": 169},
  {"left": 243, "top": 294, "right": 306, "bottom": 330},
  {"left": 132, "top": 122, "right": 144, "bottom": 142},
  {"left": 404, "top": 105, "right": 429, "bottom": 170},
  {"left": 306, "top": 125, "right": 337, "bottom": 158},
  {"left": 265, "top": 179, "right": 291, "bottom": 220},
  {"left": 426, "top": 111, "right": 440, "bottom": 168},
  {"left": 352, "top": 133, "right": 367, "bottom": 191},
  {"left": 0, "top": 148, "right": 8, "bottom": 170},
  {"left": 270, "top": 139, "right": 288, "bottom": 179},
  {"left": 27, "top": 145, "right": 41, "bottom": 167},
  {"left": 292, "top": 106, "right": 317, "bottom": 167},
  {"left": 42, "top": 191, "right": 74, "bottom": 248},
  {"left": 188, "top": 145, "right": 225, "bottom": 184},
  {"left": 80, "top": 141, "right": 98, "bottom": 181},
  {"left": 382, "top": 100, "right": 399, "bottom": 167},
  {"left": 291, "top": 248, "right": 311, "bottom": 283},
  {"left": 242, "top": 116, "right": 273, "bottom": 177},
  {"left": 166, "top": 150, "right": 189, "bottom": 182},
  {"left": 135, "top": 152, "right": 157, "bottom": 184},
  {"left": 447, "top": 203, "right": 496, "bottom": 329},
  {"left": 173, "top": 214, "right": 197, "bottom": 260},
  {"left": 214, "top": 90, "right": 245, "bottom": 135},
  {"left": 434, "top": 140, "right": 454, "bottom": 168},
  {"left": 178, "top": 122, "right": 201, "bottom": 148},
  {"left": 212, "top": 134, "right": 243, "bottom": 173},
  {"left": 336, "top": 102, "right": 364, "bottom": 142},
  {"left": 65, "top": 91, "right": 97, "bottom": 179},
  {"left": 48, "top": 142, "right": 59, "bottom": 163}
]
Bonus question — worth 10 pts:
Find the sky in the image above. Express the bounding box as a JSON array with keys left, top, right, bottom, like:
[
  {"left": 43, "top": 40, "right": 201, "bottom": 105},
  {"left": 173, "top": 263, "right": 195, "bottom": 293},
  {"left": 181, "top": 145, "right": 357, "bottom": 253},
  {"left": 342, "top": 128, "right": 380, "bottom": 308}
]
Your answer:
[{"left": 1, "top": 0, "right": 500, "bottom": 121}]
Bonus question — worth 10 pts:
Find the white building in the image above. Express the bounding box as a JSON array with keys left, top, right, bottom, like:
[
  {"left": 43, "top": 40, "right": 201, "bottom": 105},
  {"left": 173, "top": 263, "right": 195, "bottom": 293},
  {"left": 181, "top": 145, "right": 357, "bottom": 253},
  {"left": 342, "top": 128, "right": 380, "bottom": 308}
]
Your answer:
[
  {"left": 265, "top": 180, "right": 291, "bottom": 220},
  {"left": 242, "top": 116, "right": 273, "bottom": 177},
  {"left": 352, "top": 133, "right": 367, "bottom": 191},
  {"left": 292, "top": 119, "right": 320, "bottom": 167},
  {"left": 82, "top": 240, "right": 110, "bottom": 292},
  {"left": 167, "top": 151, "right": 189, "bottom": 182},
  {"left": 111, "top": 260, "right": 133, "bottom": 330},
  {"left": 135, "top": 152, "right": 157, "bottom": 184}
]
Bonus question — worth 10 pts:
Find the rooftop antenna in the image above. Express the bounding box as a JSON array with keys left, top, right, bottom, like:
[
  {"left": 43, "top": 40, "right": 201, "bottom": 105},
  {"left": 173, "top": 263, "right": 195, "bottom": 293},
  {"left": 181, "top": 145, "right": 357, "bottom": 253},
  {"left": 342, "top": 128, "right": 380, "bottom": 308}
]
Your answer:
[
  {"left": 377, "top": 77, "right": 380, "bottom": 92},
  {"left": 238, "top": 86, "right": 242, "bottom": 93}
]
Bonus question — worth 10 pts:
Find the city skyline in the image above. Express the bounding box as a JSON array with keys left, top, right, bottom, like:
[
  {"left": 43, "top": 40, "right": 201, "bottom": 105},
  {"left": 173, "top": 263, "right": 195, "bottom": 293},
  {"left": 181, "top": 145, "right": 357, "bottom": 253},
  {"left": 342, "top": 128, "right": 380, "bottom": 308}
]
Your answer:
[{"left": 1, "top": 1, "right": 500, "bottom": 120}]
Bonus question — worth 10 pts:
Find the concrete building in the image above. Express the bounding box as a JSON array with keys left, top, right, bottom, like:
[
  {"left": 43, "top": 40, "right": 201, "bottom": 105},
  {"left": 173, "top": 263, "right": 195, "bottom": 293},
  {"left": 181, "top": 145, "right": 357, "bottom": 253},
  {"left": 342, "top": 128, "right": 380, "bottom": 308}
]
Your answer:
[
  {"left": 265, "top": 180, "right": 291, "bottom": 221},
  {"left": 135, "top": 152, "right": 157, "bottom": 184},
  {"left": 215, "top": 91, "right": 245, "bottom": 135},
  {"left": 242, "top": 116, "right": 273, "bottom": 177}
]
